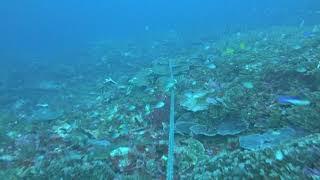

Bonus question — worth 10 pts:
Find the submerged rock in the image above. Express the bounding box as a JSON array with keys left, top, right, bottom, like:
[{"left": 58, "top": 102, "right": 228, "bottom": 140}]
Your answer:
[
  {"left": 216, "top": 119, "right": 248, "bottom": 136},
  {"left": 152, "top": 64, "right": 169, "bottom": 75},
  {"left": 38, "top": 80, "right": 62, "bottom": 90},
  {"left": 30, "top": 108, "right": 63, "bottom": 122},
  {"left": 239, "top": 127, "right": 297, "bottom": 150},
  {"left": 176, "top": 138, "right": 208, "bottom": 172},
  {"left": 190, "top": 124, "right": 217, "bottom": 136},
  {"left": 109, "top": 146, "right": 133, "bottom": 171},
  {"left": 175, "top": 114, "right": 248, "bottom": 137},
  {"left": 129, "top": 69, "right": 152, "bottom": 87},
  {"left": 175, "top": 121, "right": 199, "bottom": 135},
  {"left": 175, "top": 113, "right": 197, "bottom": 135},
  {"left": 53, "top": 123, "right": 73, "bottom": 138},
  {"left": 88, "top": 139, "right": 111, "bottom": 148}
]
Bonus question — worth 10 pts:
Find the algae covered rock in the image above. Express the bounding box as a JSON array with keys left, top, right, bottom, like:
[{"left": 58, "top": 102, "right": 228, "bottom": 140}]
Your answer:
[
  {"left": 175, "top": 121, "right": 199, "bottom": 135},
  {"left": 30, "top": 107, "right": 63, "bottom": 122},
  {"left": 239, "top": 127, "right": 297, "bottom": 150},
  {"left": 109, "top": 147, "right": 135, "bottom": 172},
  {"left": 190, "top": 124, "right": 217, "bottom": 136},
  {"left": 129, "top": 68, "right": 153, "bottom": 87},
  {"left": 285, "top": 92, "right": 320, "bottom": 132},
  {"left": 216, "top": 119, "right": 248, "bottom": 136},
  {"left": 176, "top": 138, "right": 208, "bottom": 173}
]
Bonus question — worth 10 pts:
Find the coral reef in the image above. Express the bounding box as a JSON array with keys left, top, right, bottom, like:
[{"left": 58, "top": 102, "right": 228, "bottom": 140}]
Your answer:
[{"left": 1, "top": 25, "right": 320, "bottom": 178}]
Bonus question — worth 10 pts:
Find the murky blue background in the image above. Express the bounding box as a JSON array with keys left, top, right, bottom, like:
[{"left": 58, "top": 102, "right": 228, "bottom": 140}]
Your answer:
[{"left": 1, "top": 0, "right": 319, "bottom": 64}]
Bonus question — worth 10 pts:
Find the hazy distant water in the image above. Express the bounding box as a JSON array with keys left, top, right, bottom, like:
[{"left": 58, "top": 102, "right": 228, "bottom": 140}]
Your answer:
[{"left": 0, "top": 0, "right": 319, "bottom": 65}]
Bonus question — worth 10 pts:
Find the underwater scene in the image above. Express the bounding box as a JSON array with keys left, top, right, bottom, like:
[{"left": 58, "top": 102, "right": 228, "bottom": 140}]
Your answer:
[{"left": 1, "top": 1, "right": 320, "bottom": 179}]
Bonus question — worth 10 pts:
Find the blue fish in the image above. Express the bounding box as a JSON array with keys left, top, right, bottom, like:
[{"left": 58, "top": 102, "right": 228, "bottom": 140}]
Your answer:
[
  {"left": 277, "top": 96, "right": 310, "bottom": 106},
  {"left": 303, "top": 166, "right": 320, "bottom": 177},
  {"left": 303, "top": 31, "right": 315, "bottom": 38}
]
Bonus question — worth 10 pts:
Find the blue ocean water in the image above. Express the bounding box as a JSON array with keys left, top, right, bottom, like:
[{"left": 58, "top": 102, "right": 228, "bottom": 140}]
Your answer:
[
  {"left": 0, "top": 0, "right": 320, "bottom": 179},
  {"left": 1, "top": 1, "right": 318, "bottom": 62}
]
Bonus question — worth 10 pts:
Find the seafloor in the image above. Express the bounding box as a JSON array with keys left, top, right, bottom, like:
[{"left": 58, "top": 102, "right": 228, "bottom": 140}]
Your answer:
[{"left": 1, "top": 26, "right": 320, "bottom": 179}]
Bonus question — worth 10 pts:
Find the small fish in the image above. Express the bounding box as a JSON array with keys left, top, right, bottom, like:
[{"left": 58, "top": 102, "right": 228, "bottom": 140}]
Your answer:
[
  {"left": 277, "top": 96, "right": 310, "bottom": 106},
  {"left": 242, "top": 82, "right": 254, "bottom": 89},
  {"left": 303, "top": 31, "right": 315, "bottom": 38},
  {"left": 207, "top": 63, "right": 216, "bottom": 69},
  {"left": 154, "top": 101, "right": 165, "bottom": 108},
  {"left": 206, "top": 97, "right": 218, "bottom": 105},
  {"left": 36, "top": 103, "right": 49, "bottom": 108},
  {"left": 204, "top": 45, "right": 211, "bottom": 50},
  {"left": 128, "top": 105, "right": 136, "bottom": 111}
]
